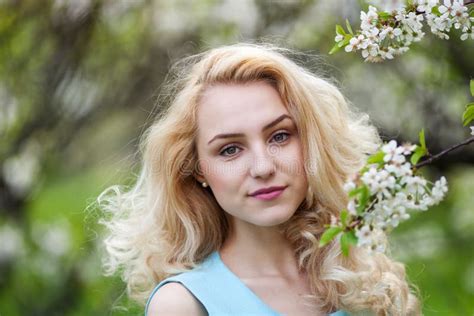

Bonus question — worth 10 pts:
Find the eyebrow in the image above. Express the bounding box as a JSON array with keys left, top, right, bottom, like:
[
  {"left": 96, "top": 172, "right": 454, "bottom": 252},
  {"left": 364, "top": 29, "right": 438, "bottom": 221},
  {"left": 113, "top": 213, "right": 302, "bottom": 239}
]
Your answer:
[{"left": 207, "top": 114, "right": 294, "bottom": 145}]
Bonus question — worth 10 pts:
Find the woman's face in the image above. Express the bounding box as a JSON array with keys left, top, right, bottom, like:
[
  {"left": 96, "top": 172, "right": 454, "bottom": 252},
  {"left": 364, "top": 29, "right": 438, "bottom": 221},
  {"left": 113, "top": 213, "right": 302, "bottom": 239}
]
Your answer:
[{"left": 195, "top": 81, "right": 308, "bottom": 227}]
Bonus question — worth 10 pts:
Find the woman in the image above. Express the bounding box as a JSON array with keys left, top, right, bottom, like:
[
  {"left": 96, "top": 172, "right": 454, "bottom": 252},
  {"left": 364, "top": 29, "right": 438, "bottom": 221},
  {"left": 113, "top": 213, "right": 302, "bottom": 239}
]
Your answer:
[{"left": 99, "top": 43, "right": 420, "bottom": 315}]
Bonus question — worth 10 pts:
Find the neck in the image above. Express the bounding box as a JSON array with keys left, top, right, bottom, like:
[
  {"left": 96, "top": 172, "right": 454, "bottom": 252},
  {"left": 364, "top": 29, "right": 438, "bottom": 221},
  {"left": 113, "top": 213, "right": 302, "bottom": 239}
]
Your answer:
[{"left": 219, "top": 217, "right": 301, "bottom": 278}]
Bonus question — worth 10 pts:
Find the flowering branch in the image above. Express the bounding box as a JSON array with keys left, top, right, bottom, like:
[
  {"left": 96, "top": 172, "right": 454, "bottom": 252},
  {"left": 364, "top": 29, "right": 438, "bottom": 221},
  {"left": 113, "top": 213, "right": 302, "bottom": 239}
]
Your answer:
[
  {"left": 320, "top": 138, "right": 449, "bottom": 255},
  {"left": 319, "top": 78, "right": 474, "bottom": 256},
  {"left": 330, "top": 0, "right": 474, "bottom": 62},
  {"left": 323, "top": 0, "right": 474, "bottom": 256}
]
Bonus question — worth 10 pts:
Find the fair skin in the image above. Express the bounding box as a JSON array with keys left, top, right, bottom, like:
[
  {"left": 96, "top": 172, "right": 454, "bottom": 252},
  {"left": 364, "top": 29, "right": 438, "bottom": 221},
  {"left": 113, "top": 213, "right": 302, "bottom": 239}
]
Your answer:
[{"left": 149, "top": 81, "right": 323, "bottom": 315}]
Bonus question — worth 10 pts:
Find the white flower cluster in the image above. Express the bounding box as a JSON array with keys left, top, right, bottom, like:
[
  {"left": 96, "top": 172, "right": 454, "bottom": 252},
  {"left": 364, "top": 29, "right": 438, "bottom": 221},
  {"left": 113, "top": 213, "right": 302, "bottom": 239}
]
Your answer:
[
  {"left": 343, "top": 140, "right": 448, "bottom": 252},
  {"left": 336, "top": 0, "right": 474, "bottom": 62},
  {"left": 425, "top": 0, "right": 473, "bottom": 40}
]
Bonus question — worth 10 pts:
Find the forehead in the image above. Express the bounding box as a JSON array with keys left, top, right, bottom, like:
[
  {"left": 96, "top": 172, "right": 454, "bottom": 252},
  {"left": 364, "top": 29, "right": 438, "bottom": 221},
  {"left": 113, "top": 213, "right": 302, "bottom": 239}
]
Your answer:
[{"left": 197, "top": 82, "right": 289, "bottom": 138}]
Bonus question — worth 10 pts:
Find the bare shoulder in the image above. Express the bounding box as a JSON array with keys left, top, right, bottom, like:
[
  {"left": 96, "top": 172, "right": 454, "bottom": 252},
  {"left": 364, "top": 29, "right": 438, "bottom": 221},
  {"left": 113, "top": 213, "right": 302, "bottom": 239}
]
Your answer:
[{"left": 147, "top": 282, "right": 207, "bottom": 316}]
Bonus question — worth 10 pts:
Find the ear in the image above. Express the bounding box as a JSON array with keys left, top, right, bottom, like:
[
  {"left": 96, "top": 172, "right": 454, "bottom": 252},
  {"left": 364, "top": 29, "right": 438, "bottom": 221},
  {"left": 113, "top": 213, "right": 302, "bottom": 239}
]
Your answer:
[
  {"left": 194, "top": 161, "right": 206, "bottom": 184},
  {"left": 194, "top": 174, "right": 206, "bottom": 184}
]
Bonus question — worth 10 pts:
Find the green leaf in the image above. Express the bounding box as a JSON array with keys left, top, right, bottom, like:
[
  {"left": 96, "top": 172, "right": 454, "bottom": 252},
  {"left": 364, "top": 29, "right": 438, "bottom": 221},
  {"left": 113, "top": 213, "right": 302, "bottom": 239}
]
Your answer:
[
  {"left": 470, "top": 79, "right": 474, "bottom": 97},
  {"left": 329, "top": 43, "right": 341, "bottom": 55},
  {"left": 340, "top": 209, "right": 348, "bottom": 226},
  {"left": 346, "top": 230, "right": 358, "bottom": 245},
  {"left": 419, "top": 128, "right": 426, "bottom": 150},
  {"left": 337, "top": 35, "right": 352, "bottom": 47},
  {"left": 469, "top": 5, "right": 474, "bottom": 17},
  {"left": 336, "top": 24, "right": 345, "bottom": 36},
  {"left": 340, "top": 231, "right": 358, "bottom": 256},
  {"left": 378, "top": 12, "right": 392, "bottom": 20},
  {"left": 349, "top": 186, "right": 362, "bottom": 198},
  {"left": 367, "top": 151, "right": 385, "bottom": 165},
  {"left": 330, "top": 35, "right": 352, "bottom": 54},
  {"left": 345, "top": 19, "right": 354, "bottom": 35},
  {"left": 356, "top": 185, "right": 370, "bottom": 214},
  {"left": 462, "top": 103, "right": 474, "bottom": 126},
  {"left": 319, "top": 227, "right": 343, "bottom": 247},
  {"left": 410, "top": 146, "right": 427, "bottom": 165},
  {"left": 431, "top": 6, "right": 441, "bottom": 16}
]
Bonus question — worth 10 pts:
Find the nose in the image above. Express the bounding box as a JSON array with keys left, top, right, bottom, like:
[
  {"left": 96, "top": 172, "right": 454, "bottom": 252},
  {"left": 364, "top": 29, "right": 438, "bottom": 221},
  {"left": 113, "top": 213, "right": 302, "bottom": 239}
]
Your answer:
[{"left": 249, "top": 144, "right": 276, "bottom": 179}]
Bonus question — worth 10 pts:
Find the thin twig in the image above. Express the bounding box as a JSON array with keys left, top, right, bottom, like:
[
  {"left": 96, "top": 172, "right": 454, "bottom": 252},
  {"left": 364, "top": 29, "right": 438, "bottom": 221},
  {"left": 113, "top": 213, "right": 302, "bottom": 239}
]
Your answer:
[{"left": 415, "top": 136, "right": 474, "bottom": 169}]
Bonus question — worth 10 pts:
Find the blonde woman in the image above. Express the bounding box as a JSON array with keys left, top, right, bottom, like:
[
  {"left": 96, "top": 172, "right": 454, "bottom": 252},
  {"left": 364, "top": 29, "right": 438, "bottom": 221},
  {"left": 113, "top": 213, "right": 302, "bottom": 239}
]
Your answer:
[{"left": 99, "top": 43, "right": 420, "bottom": 315}]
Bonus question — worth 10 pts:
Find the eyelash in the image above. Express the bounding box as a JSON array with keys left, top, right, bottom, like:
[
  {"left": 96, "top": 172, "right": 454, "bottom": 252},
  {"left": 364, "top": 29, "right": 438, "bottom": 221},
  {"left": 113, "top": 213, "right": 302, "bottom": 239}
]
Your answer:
[{"left": 218, "top": 131, "right": 291, "bottom": 157}]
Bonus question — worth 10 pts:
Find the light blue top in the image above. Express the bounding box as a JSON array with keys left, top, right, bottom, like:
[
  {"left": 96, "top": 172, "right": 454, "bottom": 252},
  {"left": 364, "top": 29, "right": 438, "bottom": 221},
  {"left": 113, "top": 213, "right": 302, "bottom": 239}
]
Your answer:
[{"left": 145, "top": 251, "right": 349, "bottom": 315}]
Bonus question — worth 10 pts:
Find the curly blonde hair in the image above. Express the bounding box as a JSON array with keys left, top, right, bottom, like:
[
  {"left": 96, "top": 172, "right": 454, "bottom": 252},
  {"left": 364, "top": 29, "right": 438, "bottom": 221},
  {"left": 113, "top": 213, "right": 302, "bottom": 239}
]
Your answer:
[{"left": 99, "top": 43, "right": 420, "bottom": 315}]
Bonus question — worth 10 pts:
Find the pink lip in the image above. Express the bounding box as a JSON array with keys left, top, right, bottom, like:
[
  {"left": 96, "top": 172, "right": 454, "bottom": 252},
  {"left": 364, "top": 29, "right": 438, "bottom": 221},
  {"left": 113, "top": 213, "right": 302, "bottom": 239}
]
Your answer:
[{"left": 251, "top": 187, "right": 286, "bottom": 201}]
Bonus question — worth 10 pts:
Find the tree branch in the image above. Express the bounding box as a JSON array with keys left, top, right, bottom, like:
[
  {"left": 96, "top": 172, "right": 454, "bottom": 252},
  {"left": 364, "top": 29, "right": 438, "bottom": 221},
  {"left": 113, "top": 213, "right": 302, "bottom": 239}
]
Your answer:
[{"left": 415, "top": 136, "right": 474, "bottom": 169}]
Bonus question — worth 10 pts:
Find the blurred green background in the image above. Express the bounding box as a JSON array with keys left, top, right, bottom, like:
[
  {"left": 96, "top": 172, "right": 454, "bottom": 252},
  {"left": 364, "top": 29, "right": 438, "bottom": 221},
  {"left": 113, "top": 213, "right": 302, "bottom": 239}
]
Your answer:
[{"left": 0, "top": 0, "right": 473, "bottom": 315}]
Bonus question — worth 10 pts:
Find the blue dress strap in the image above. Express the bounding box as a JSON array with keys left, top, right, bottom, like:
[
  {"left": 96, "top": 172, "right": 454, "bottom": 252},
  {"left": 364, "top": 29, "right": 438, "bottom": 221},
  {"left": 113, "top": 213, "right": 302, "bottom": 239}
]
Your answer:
[{"left": 145, "top": 251, "right": 349, "bottom": 315}]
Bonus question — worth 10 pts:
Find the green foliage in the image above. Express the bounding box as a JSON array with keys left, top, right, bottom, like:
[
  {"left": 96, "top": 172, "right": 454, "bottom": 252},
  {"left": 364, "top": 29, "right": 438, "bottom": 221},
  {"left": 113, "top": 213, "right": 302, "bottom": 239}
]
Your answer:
[
  {"left": 462, "top": 80, "right": 474, "bottom": 126},
  {"left": 349, "top": 185, "right": 370, "bottom": 214},
  {"left": 411, "top": 129, "right": 428, "bottom": 165},
  {"left": 329, "top": 24, "right": 352, "bottom": 55},
  {"left": 345, "top": 19, "right": 354, "bottom": 35},
  {"left": 319, "top": 226, "right": 343, "bottom": 247},
  {"left": 340, "top": 231, "right": 358, "bottom": 256},
  {"left": 419, "top": 128, "right": 427, "bottom": 150},
  {"left": 336, "top": 24, "right": 345, "bottom": 36},
  {"left": 340, "top": 209, "right": 349, "bottom": 226},
  {"left": 463, "top": 103, "right": 474, "bottom": 127},
  {"left": 367, "top": 150, "right": 385, "bottom": 166},
  {"left": 431, "top": 5, "right": 441, "bottom": 16},
  {"left": 356, "top": 185, "right": 370, "bottom": 214},
  {"left": 378, "top": 11, "right": 393, "bottom": 21}
]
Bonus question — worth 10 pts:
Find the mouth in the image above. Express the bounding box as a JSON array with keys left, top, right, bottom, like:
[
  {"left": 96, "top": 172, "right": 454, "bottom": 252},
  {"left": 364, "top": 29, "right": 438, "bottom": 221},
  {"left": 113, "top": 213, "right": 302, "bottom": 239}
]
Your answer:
[{"left": 249, "top": 186, "right": 287, "bottom": 201}]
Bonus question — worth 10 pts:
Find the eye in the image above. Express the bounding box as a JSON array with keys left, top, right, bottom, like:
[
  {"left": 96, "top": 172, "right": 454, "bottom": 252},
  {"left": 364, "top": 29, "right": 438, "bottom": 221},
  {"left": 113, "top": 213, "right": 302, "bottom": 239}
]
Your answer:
[
  {"left": 219, "top": 145, "right": 241, "bottom": 157},
  {"left": 271, "top": 131, "right": 290, "bottom": 143}
]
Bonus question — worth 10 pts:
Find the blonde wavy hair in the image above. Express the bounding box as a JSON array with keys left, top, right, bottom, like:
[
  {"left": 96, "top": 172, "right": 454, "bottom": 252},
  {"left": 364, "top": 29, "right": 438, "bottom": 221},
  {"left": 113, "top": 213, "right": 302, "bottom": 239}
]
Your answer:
[{"left": 99, "top": 43, "right": 420, "bottom": 315}]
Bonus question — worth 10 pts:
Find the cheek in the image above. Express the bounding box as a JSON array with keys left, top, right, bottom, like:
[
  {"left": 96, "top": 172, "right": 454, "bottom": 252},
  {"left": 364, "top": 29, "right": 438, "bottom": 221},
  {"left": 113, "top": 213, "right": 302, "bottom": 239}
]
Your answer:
[
  {"left": 277, "top": 143, "right": 306, "bottom": 176},
  {"left": 205, "top": 161, "right": 246, "bottom": 194},
  {"left": 206, "top": 169, "right": 244, "bottom": 216}
]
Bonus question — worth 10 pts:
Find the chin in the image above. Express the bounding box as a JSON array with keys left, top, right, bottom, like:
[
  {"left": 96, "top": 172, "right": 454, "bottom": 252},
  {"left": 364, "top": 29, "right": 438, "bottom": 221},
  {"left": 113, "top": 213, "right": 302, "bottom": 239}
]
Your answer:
[{"left": 250, "top": 206, "right": 297, "bottom": 227}]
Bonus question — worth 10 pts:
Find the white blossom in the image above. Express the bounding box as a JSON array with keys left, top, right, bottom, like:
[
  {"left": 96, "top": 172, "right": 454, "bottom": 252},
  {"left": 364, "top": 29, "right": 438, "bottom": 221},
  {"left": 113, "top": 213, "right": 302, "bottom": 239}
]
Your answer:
[
  {"left": 344, "top": 180, "right": 356, "bottom": 192},
  {"left": 385, "top": 162, "right": 412, "bottom": 178},
  {"left": 431, "top": 176, "right": 448, "bottom": 203},
  {"left": 416, "top": 0, "right": 438, "bottom": 12},
  {"left": 382, "top": 140, "right": 405, "bottom": 163},
  {"left": 345, "top": 36, "right": 362, "bottom": 52},
  {"left": 355, "top": 225, "right": 386, "bottom": 253},
  {"left": 461, "top": 25, "right": 474, "bottom": 40},
  {"left": 402, "top": 143, "right": 417, "bottom": 155},
  {"left": 380, "top": 26, "right": 402, "bottom": 40},
  {"left": 347, "top": 200, "right": 357, "bottom": 215},
  {"left": 355, "top": 225, "right": 373, "bottom": 247},
  {"left": 340, "top": 140, "right": 449, "bottom": 254},
  {"left": 339, "top": 0, "right": 473, "bottom": 62},
  {"left": 360, "top": 6, "right": 379, "bottom": 31}
]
